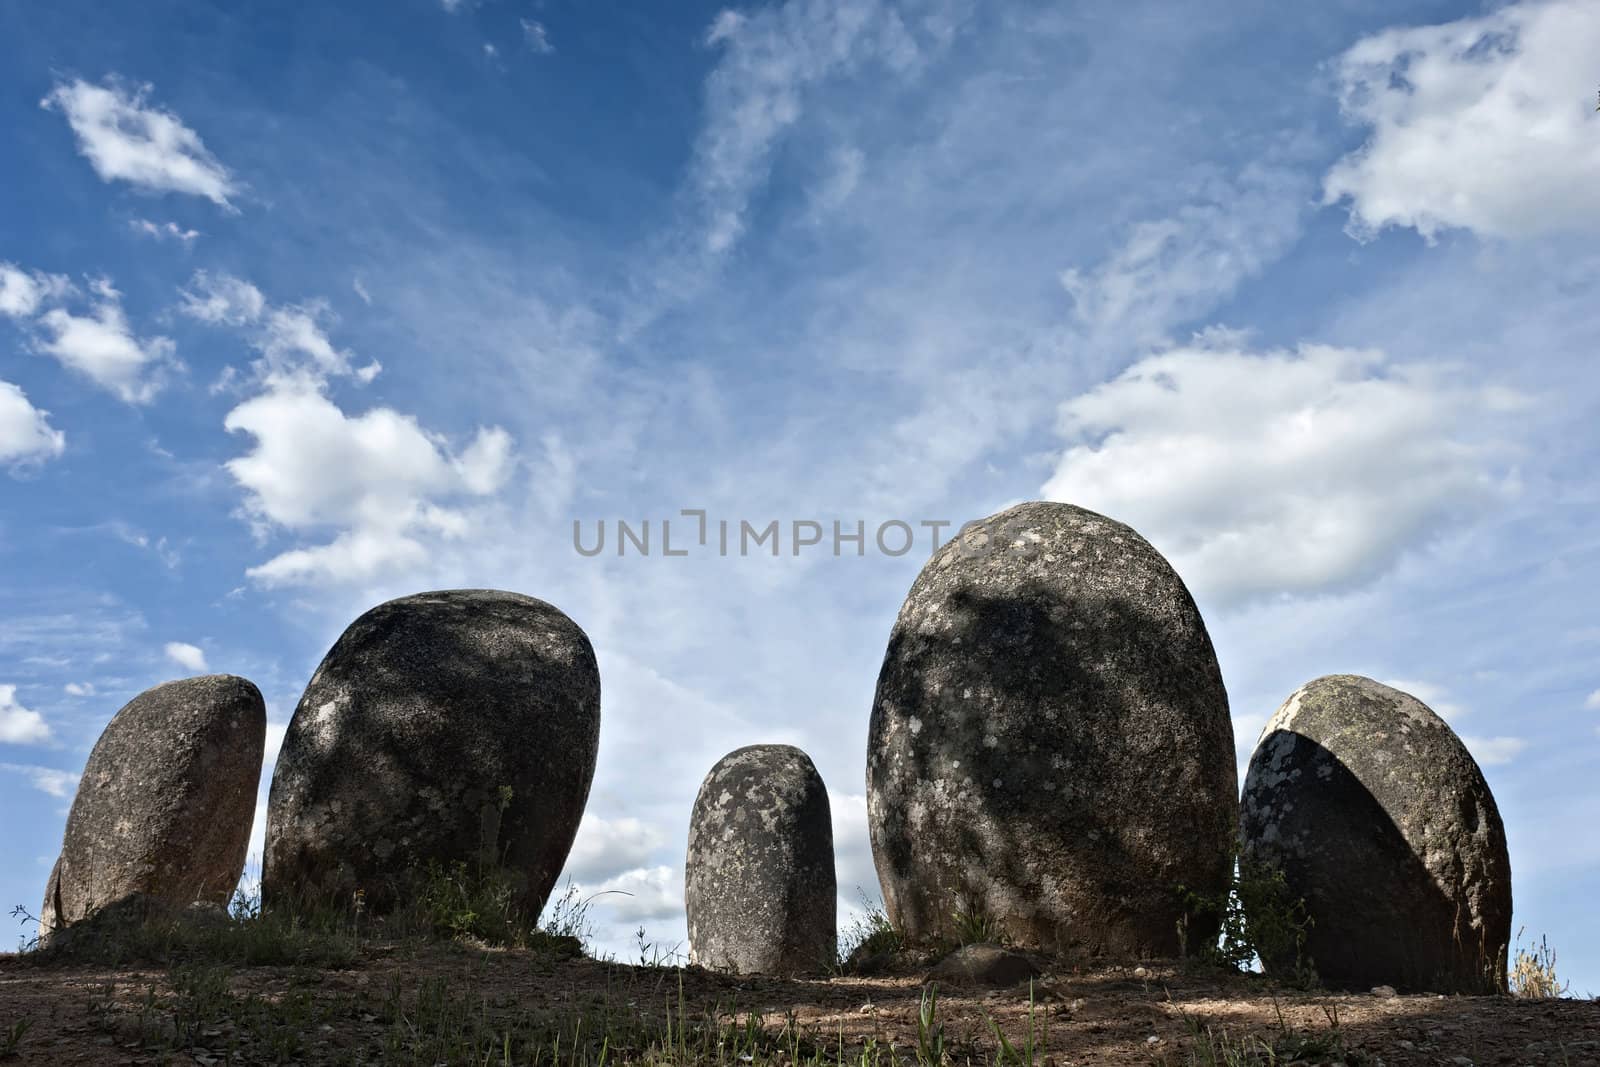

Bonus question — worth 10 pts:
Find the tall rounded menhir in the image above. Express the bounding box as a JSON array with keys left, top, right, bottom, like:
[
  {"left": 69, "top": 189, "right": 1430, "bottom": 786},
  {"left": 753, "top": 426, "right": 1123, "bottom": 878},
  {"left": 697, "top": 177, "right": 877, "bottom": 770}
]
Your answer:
[
  {"left": 867, "top": 501, "right": 1237, "bottom": 955},
  {"left": 1241, "top": 675, "right": 1512, "bottom": 993},
  {"left": 262, "top": 590, "right": 600, "bottom": 916},
  {"left": 686, "top": 744, "right": 837, "bottom": 975}
]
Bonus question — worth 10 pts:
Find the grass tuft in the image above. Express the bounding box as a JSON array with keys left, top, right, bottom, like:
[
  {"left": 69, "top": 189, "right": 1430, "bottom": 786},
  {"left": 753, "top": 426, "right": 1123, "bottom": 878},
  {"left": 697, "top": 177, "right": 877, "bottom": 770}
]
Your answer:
[{"left": 1509, "top": 927, "right": 1569, "bottom": 999}]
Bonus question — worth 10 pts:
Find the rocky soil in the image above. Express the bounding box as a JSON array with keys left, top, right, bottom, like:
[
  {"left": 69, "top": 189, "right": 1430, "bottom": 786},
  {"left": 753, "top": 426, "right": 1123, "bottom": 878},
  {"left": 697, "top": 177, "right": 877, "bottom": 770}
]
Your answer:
[{"left": 2, "top": 945, "right": 1595, "bottom": 1065}]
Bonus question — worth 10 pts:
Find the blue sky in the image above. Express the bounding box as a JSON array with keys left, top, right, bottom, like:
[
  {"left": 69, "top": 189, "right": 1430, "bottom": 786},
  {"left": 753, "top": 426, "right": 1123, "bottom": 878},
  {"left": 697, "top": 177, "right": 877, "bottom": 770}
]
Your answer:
[{"left": 2, "top": 0, "right": 1598, "bottom": 988}]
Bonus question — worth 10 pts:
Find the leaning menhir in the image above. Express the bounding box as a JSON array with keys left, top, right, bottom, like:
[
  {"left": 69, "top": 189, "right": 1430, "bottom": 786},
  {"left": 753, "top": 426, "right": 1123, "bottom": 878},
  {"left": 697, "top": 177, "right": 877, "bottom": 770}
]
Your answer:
[
  {"left": 867, "top": 501, "right": 1237, "bottom": 955},
  {"left": 42, "top": 675, "right": 266, "bottom": 937},
  {"left": 685, "top": 744, "right": 837, "bottom": 975},
  {"left": 1240, "top": 675, "right": 1512, "bottom": 993},
  {"left": 262, "top": 590, "right": 600, "bottom": 915}
]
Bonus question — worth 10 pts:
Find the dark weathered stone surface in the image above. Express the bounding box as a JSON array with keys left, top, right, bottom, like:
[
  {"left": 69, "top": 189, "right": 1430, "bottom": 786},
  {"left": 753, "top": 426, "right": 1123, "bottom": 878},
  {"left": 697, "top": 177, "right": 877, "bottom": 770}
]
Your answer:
[
  {"left": 41, "top": 675, "right": 265, "bottom": 937},
  {"left": 262, "top": 590, "right": 600, "bottom": 915},
  {"left": 686, "top": 745, "right": 837, "bottom": 975},
  {"left": 867, "top": 501, "right": 1236, "bottom": 956},
  {"left": 927, "top": 943, "right": 1042, "bottom": 987},
  {"left": 1241, "top": 675, "right": 1512, "bottom": 994}
]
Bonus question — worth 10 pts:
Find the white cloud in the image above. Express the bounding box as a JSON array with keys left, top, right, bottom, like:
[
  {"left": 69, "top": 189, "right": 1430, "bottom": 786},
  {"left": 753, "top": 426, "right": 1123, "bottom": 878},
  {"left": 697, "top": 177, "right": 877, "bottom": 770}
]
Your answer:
[
  {"left": 1042, "top": 341, "right": 1524, "bottom": 607},
  {"left": 352, "top": 277, "right": 372, "bottom": 306},
  {"left": 35, "top": 279, "right": 176, "bottom": 404},
  {"left": 563, "top": 814, "right": 666, "bottom": 884},
  {"left": 242, "top": 719, "right": 290, "bottom": 869},
  {"left": 1323, "top": 0, "right": 1600, "bottom": 241},
  {"left": 0, "top": 381, "right": 65, "bottom": 469},
  {"left": 1586, "top": 689, "right": 1600, "bottom": 711},
  {"left": 2, "top": 763, "right": 78, "bottom": 798},
  {"left": 829, "top": 790, "right": 877, "bottom": 902},
  {"left": 0, "top": 685, "right": 51, "bottom": 744},
  {"left": 263, "top": 719, "right": 288, "bottom": 771},
  {"left": 521, "top": 19, "right": 554, "bottom": 54},
  {"left": 63, "top": 682, "right": 95, "bottom": 697},
  {"left": 164, "top": 641, "right": 209, "bottom": 673},
  {"left": 579, "top": 865, "right": 682, "bottom": 924},
  {"left": 0, "top": 264, "right": 70, "bottom": 318},
  {"left": 1461, "top": 735, "right": 1528, "bottom": 766},
  {"left": 130, "top": 218, "right": 201, "bottom": 245},
  {"left": 41, "top": 77, "right": 239, "bottom": 208},
  {"left": 223, "top": 377, "right": 514, "bottom": 586}
]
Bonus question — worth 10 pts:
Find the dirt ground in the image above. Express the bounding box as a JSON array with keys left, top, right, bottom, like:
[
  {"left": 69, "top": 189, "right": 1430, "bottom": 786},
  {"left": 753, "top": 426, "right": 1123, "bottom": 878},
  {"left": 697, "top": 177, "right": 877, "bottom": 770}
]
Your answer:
[{"left": 2, "top": 946, "right": 1597, "bottom": 1065}]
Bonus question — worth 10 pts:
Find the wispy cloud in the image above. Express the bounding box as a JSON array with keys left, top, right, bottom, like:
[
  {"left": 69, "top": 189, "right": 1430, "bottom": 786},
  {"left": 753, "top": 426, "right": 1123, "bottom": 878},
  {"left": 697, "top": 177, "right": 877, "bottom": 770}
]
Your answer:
[
  {"left": 2, "top": 763, "right": 78, "bottom": 798},
  {"left": 130, "top": 218, "right": 201, "bottom": 245},
  {"left": 180, "top": 271, "right": 379, "bottom": 385},
  {"left": 521, "top": 19, "right": 554, "bottom": 54},
  {"left": 41, "top": 77, "right": 240, "bottom": 208},
  {"left": 1060, "top": 164, "right": 1310, "bottom": 347},
  {"left": 1381, "top": 678, "right": 1469, "bottom": 723},
  {"left": 684, "top": 0, "right": 953, "bottom": 261},
  {"left": 108, "top": 522, "right": 181, "bottom": 570},
  {"left": 1461, "top": 735, "right": 1529, "bottom": 767}
]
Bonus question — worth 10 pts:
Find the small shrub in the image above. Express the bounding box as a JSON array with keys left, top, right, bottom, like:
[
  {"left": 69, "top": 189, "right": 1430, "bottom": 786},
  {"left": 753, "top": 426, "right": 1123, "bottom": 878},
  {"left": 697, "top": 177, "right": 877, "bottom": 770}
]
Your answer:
[
  {"left": 414, "top": 856, "right": 525, "bottom": 944},
  {"left": 1178, "top": 857, "right": 1315, "bottom": 987}
]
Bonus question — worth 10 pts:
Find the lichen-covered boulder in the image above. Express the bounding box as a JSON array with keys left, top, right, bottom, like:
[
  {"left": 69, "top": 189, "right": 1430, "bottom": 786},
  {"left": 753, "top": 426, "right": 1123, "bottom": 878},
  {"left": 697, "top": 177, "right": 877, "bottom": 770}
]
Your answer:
[
  {"left": 1241, "top": 675, "right": 1512, "bottom": 993},
  {"left": 685, "top": 745, "right": 836, "bottom": 975},
  {"left": 867, "top": 501, "right": 1236, "bottom": 956},
  {"left": 41, "top": 675, "right": 265, "bottom": 938},
  {"left": 262, "top": 590, "right": 600, "bottom": 915}
]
